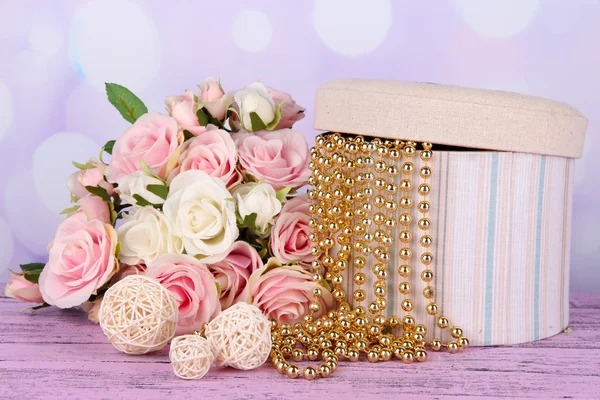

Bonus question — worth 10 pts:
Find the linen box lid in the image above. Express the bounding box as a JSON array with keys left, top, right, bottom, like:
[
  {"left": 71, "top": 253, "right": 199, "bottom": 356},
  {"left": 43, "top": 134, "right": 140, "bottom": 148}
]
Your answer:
[{"left": 314, "top": 79, "right": 588, "bottom": 158}]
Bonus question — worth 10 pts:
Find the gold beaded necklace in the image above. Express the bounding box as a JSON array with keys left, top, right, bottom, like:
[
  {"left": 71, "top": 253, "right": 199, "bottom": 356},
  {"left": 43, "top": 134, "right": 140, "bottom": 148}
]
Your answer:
[{"left": 270, "top": 133, "right": 469, "bottom": 379}]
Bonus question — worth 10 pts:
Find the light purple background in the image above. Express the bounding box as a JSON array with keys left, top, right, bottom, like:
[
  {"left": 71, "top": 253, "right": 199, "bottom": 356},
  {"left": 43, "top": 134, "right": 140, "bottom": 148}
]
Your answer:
[{"left": 0, "top": 1, "right": 598, "bottom": 290}]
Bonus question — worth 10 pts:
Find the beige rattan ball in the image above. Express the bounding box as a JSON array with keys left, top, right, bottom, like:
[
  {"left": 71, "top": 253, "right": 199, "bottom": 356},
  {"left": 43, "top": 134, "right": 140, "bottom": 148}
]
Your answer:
[
  {"left": 170, "top": 334, "right": 214, "bottom": 379},
  {"left": 204, "top": 302, "right": 271, "bottom": 370},
  {"left": 99, "top": 275, "right": 179, "bottom": 355}
]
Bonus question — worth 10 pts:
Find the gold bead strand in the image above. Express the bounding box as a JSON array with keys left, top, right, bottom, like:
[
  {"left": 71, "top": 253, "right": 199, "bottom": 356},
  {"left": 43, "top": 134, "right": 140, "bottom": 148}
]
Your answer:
[
  {"left": 276, "top": 133, "right": 339, "bottom": 379},
  {"left": 371, "top": 140, "right": 392, "bottom": 328},
  {"left": 416, "top": 143, "right": 469, "bottom": 353},
  {"left": 373, "top": 140, "right": 398, "bottom": 361},
  {"left": 396, "top": 140, "right": 419, "bottom": 364}
]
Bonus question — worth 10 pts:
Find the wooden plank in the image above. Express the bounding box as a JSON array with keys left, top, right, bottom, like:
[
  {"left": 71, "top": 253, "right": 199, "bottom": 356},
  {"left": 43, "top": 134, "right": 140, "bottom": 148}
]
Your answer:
[{"left": 1, "top": 285, "right": 599, "bottom": 399}]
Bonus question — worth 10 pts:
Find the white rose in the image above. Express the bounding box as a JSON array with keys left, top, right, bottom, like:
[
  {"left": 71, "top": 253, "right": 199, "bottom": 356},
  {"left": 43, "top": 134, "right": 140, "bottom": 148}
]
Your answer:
[
  {"left": 233, "top": 182, "right": 282, "bottom": 234},
  {"left": 163, "top": 170, "right": 238, "bottom": 262},
  {"left": 118, "top": 171, "right": 167, "bottom": 206},
  {"left": 117, "top": 206, "right": 184, "bottom": 265},
  {"left": 234, "top": 82, "right": 276, "bottom": 131}
]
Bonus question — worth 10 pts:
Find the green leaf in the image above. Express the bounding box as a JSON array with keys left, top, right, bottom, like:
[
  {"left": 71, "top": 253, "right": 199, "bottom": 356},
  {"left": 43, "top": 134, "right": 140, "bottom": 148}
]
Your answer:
[
  {"left": 258, "top": 248, "right": 268, "bottom": 259},
  {"left": 23, "top": 270, "right": 41, "bottom": 284},
  {"left": 108, "top": 201, "right": 118, "bottom": 224},
  {"left": 20, "top": 262, "right": 45, "bottom": 272},
  {"left": 319, "top": 279, "right": 332, "bottom": 292},
  {"left": 115, "top": 241, "right": 121, "bottom": 258},
  {"left": 146, "top": 184, "right": 169, "bottom": 200},
  {"left": 265, "top": 100, "right": 285, "bottom": 131},
  {"left": 72, "top": 161, "right": 95, "bottom": 170},
  {"left": 59, "top": 205, "right": 80, "bottom": 215},
  {"left": 102, "top": 140, "right": 116, "bottom": 155},
  {"left": 105, "top": 83, "right": 148, "bottom": 123},
  {"left": 140, "top": 158, "right": 153, "bottom": 176},
  {"left": 132, "top": 194, "right": 152, "bottom": 207},
  {"left": 241, "top": 213, "right": 258, "bottom": 229},
  {"left": 196, "top": 109, "right": 210, "bottom": 126},
  {"left": 183, "top": 130, "right": 195, "bottom": 141},
  {"left": 249, "top": 112, "right": 266, "bottom": 132},
  {"left": 215, "top": 281, "right": 222, "bottom": 297},
  {"left": 85, "top": 185, "right": 111, "bottom": 202},
  {"left": 132, "top": 194, "right": 162, "bottom": 208},
  {"left": 275, "top": 186, "right": 292, "bottom": 202}
]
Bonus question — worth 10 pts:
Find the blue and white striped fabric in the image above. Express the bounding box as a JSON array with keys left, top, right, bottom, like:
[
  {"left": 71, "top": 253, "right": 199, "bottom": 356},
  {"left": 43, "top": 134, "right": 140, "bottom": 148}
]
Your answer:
[{"left": 340, "top": 151, "right": 573, "bottom": 346}]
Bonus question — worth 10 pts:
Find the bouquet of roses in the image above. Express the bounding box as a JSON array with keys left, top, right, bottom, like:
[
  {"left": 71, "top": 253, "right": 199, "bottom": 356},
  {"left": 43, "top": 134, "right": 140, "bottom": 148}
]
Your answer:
[{"left": 5, "top": 78, "right": 333, "bottom": 335}]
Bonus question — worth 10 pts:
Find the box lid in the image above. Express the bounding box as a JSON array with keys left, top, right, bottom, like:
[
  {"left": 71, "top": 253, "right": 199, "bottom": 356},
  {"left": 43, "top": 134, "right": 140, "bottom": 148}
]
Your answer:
[{"left": 314, "top": 79, "right": 588, "bottom": 158}]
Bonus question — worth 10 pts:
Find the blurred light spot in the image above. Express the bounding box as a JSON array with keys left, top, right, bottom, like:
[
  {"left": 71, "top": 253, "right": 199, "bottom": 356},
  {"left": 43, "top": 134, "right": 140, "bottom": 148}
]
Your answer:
[
  {"left": 65, "top": 82, "right": 129, "bottom": 145},
  {"left": 0, "top": 217, "right": 14, "bottom": 275},
  {"left": 4, "top": 171, "right": 62, "bottom": 255},
  {"left": 12, "top": 51, "right": 49, "bottom": 85},
  {"left": 313, "top": 0, "right": 392, "bottom": 56},
  {"left": 29, "top": 13, "right": 64, "bottom": 58},
  {"left": 69, "top": 0, "right": 161, "bottom": 92},
  {"left": 453, "top": 0, "right": 540, "bottom": 38},
  {"left": 32, "top": 133, "right": 99, "bottom": 214},
  {"left": 232, "top": 10, "right": 273, "bottom": 53},
  {"left": 0, "top": 81, "right": 13, "bottom": 142}
]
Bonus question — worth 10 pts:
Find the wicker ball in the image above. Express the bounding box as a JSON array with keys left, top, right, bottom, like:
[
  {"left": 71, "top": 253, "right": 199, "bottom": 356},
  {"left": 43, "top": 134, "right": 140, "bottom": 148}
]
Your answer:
[
  {"left": 169, "top": 334, "right": 214, "bottom": 379},
  {"left": 99, "top": 275, "right": 179, "bottom": 355},
  {"left": 205, "top": 302, "right": 271, "bottom": 370}
]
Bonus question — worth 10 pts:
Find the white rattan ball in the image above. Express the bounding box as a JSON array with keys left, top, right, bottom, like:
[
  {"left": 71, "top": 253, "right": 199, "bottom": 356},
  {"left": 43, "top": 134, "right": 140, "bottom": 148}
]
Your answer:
[
  {"left": 205, "top": 302, "right": 271, "bottom": 370},
  {"left": 98, "top": 275, "right": 179, "bottom": 355},
  {"left": 170, "top": 334, "right": 214, "bottom": 379}
]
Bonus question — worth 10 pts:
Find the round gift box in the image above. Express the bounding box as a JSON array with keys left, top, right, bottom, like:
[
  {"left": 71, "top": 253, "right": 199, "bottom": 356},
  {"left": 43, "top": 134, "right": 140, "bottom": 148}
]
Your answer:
[{"left": 314, "top": 79, "right": 587, "bottom": 346}]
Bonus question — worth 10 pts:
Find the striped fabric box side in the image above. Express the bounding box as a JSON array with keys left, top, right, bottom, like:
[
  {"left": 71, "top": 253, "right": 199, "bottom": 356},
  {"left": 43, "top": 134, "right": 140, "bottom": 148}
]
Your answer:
[{"left": 340, "top": 151, "right": 573, "bottom": 346}]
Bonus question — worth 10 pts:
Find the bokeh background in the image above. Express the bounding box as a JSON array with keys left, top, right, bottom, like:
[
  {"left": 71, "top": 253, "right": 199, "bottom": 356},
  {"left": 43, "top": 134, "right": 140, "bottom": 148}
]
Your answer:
[{"left": 0, "top": 0, "right": 598, "bottom": 290}]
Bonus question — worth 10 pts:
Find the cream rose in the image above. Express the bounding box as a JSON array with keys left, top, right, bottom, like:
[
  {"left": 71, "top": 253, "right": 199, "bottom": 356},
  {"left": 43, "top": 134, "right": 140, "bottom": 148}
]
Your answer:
[
  {"left": 118, "top": 170, "right": 168, "bottom": 206},
  {"left": 117, "top": 206, "right": 184, "bottom": 265},
  {"left": 232, "top": 182, "right": 282, "bottom": 234},
  {"left": 163, "top": 170, "right": 238, "bottom": 262},
  {"left": 234, "top": 82, "right": 276, "bottom": 131}
]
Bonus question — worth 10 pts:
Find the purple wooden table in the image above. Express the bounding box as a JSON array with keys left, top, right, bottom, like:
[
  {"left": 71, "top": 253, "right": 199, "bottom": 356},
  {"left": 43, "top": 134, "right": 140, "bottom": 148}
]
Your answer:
[{"left": 1, "top": 286, "right": 599, "bottom": 400}]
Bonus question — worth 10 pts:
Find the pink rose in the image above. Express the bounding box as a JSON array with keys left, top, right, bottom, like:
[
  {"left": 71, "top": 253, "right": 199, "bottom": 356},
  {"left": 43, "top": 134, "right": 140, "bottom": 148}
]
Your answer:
[
  {"left": 164, "top": 90, "right": 207, "bottom": 136},
  {"left": 247, "top": 259, "right": 334, "bottom": 325},
  {"left": 146, "top": 254, "right": 221, "bottom": 335},
  {"left": 39, "top": 212, "right": 118, "bottom": 308},
  {"left": 168, "top": 127, "right": 241, "bottom": 188},
  {"left": 4, "top": 273, "right": 44, "bottom": 303},
  {"left": 198, "top": 77, "right": 230, "bottom": 121},
  {"left": 206, "top": 241, "right": 263, "bottom": 309},
  {"left": 270, "top": 194, "right": 313, "bottom": 269},
  {"left": 76, "top": 195, "right": 110, "bottom": 224},
  {"left": 266, "top": 86, "right": 305, "bottom": 129},
  {"left": 67, "top": 159, "right": 114, "bottom": 199},
  {"left": 235, "top": 129, "right": 310, "bottom": 190},
  {"left": 105, "top": 112, "right": 183, "bottom": 183}
]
